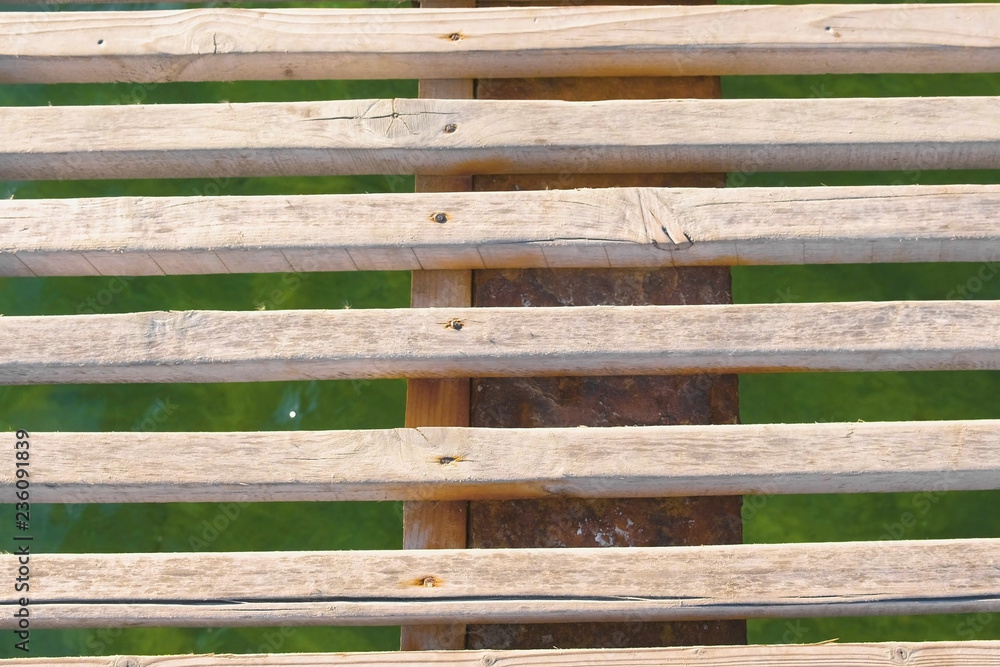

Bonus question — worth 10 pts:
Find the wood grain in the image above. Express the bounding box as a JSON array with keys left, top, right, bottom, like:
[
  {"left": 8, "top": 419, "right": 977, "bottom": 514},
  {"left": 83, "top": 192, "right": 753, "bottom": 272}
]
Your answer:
[
  {"left": 3, "top": 185, "right": 1000, "bottom": 276},
  {"left": 4, "top": 301, "right": 1000, "bottom": 384},
  {"left": 4, "top": 420, "right": 998, "bottom": 503},
  {"left": 1, "top": 643, "right": 1000, "bottom": 666},
  {"left": 3, "top": 97, "right": 1000, "bottom": 180},
  {"left": 2, "top": 539, "right": 999, "bottom": 628},
  {"left": 3, "top": 5, "right": 1000, "bottom": 82}
]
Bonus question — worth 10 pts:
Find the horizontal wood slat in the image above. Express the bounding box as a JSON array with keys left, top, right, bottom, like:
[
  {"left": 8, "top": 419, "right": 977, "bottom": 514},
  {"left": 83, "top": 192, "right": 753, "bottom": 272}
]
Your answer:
[
  {"left": 2, "top": 539, "right": 999, "bottom": 628},
  {"left": 3, "top": 643, "right": 1000, "bottom": 666},
  {"left": 2, "top": 301, "right": 1000, "bottom": 384},
  {"left": 5, "top": 420, "right": 999, "bottom": 503},
  {"left": 3, "top": 5, "right": 1000, "bottom": 83},
  {"left": 3, "top": 97, "right": 1000, "bottom": 180},
  {"left": 4, "top": 185, "right": 1000, "bottom": 276}
]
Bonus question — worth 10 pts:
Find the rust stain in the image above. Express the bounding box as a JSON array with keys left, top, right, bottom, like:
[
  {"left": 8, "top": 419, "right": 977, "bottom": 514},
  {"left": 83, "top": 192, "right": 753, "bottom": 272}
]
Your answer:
[
  {"left": 410, "top": 575, "right": 444, "bottom": 588},
  {"left": 467, "top": 273, "right": 745, "bottom": 648}
]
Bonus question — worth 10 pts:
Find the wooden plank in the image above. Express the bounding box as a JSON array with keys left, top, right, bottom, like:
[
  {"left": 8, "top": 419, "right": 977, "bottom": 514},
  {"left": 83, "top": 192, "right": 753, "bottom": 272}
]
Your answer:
[
  {"left": 402, "top": 24, "right": 475, "bottom": 649},
  {"left": 6, "top": 420, "right": 1000, "bottom": 504},
  {"left": 4, "top": 300, "right": 1000, "bottom": 384},
  {"left": 0, "top": 644, "right": 999, "bottom": 667},
  {"left": 4, "top": 5, "right": 1000, "bottom": 83},
  {"left": 4, "top": 184, "right": 1000, "bottom": 276},
  {"left": 3, "top": 539, "right": 1000, "bottom": 628},
  {"left": 3, "top": 96, "right": 1000, "bottom": 181},
  {"left": 3, "top": 643, "right": 1000, "bottom": 666}
]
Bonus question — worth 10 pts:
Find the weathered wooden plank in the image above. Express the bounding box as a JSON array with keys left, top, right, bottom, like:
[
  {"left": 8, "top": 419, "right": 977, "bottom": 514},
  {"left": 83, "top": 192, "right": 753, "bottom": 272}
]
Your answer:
[
  {"left": 4, "top": 185, "right": 1000, "bottom": 276},
  {"left": 3, "top": 539, "right": 999, "bottom": 628},
  {"left": 3, "top": 301, "right": 1000, "bottom": 384},
  {"left": 3, "top": 5, "right": 1000, "bottom": 83},
  {"left": 3, "top": 97, "right": 1000, "bottom": 181},
  {"left": 3, "top": 643, "right": 1000, "bottom": 666},
  {"left": 5, "top": 420, "right": 999, "bottom": 504}
]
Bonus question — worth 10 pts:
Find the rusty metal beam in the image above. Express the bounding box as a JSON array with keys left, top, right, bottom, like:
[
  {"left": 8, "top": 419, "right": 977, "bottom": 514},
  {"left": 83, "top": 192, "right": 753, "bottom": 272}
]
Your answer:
[{"left": 466, "top": 59, "right": 746, "bottom": 652}]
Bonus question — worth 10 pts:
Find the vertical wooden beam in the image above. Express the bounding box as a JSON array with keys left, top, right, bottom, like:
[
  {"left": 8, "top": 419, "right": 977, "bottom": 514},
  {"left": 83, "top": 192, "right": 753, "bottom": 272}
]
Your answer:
[
  {"left": 465, "top": 6, "right": 747, "bottom": 654},
  {"left": 401, "top": 0, "right": 475, "bottom": 652}
]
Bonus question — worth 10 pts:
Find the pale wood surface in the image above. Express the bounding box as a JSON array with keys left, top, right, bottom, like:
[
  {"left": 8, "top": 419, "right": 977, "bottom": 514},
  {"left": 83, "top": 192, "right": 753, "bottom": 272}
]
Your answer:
[
  {"left": 3, "top": 97, "right": 1000, "bottom": 180},
  {"left": 2, "top": 539, "right": 999, "bottom": 627},
  {"left": 402, "top": 33, "right": 474, "bottom": 649},
  {"left": 5, "top": 420, "right": 999, "bottom": 504},
  {"left": 3, "top": 185, "right": 1000, "bottom": 276},
  {"left": 2, "top": 643, "right": 1000, "bottom": 666},
  {"left": 4, "top": 5, "right": 1000, "bottom": 83},
  {"left": 4, "top": 301, "right": 1000, "bottom": 384}
]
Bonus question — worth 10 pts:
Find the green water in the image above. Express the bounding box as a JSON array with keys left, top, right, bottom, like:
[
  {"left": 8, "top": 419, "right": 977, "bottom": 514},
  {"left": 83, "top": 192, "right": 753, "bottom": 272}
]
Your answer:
[{"left": 2, "top": 4, "right": 1000, "bottom": 655}]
